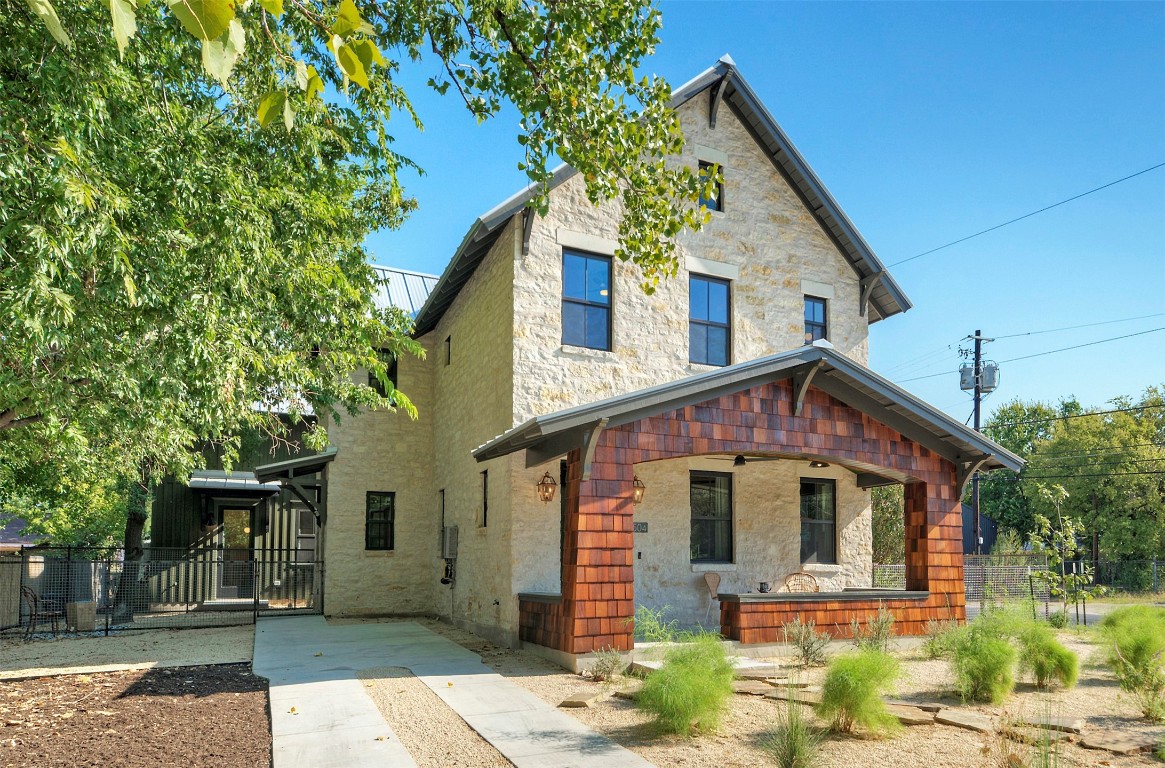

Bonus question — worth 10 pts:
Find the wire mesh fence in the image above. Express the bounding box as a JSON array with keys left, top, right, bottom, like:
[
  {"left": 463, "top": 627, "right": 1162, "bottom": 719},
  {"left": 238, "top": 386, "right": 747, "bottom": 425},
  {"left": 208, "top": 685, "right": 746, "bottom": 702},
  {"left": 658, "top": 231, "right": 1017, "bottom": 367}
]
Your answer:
[
  {"left": 4, "top": 546, "right": 321, "bottom": 639},
  {"left": 873, "top": 554, "right": 1051, "bottom": 602}
]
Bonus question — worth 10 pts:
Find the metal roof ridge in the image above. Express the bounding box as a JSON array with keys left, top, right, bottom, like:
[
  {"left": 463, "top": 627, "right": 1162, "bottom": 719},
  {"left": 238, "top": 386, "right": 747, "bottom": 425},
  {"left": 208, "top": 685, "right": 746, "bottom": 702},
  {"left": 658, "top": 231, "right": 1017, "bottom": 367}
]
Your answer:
[{"left": 370, "top": 264, "right": 441, "bottom": 280}]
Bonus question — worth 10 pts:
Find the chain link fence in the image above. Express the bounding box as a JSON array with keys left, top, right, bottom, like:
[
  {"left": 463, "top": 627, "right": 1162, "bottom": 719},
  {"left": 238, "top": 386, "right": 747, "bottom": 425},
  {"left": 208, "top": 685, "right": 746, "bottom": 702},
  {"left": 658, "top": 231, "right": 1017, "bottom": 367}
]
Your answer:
[{"left": 3, "top": 546, "right": 321, "bottom": 639}]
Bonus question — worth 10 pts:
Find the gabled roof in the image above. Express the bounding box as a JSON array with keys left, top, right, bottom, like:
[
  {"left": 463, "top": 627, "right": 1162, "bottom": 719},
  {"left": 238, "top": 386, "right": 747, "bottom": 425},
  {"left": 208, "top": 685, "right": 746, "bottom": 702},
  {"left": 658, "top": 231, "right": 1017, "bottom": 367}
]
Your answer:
[
  {"left": 472, "top": 346, "right": 1023, "bottom": 475},
  {"left": 411, "top": 55, "right": 911, "bottom": 337},
  {"left": 188, "top": 470, "right": 282, "bottom": 495},
  {"left": 371, "top": 265, "right": 439, "bottom": 319}
]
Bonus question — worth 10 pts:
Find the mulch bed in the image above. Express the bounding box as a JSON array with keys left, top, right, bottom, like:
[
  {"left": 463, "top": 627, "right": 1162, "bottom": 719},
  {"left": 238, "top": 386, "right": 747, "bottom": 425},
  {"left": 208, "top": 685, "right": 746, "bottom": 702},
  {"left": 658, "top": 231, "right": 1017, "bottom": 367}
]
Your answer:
[{"left": 0, "top": 664, "right": 270, "bottom": 768}]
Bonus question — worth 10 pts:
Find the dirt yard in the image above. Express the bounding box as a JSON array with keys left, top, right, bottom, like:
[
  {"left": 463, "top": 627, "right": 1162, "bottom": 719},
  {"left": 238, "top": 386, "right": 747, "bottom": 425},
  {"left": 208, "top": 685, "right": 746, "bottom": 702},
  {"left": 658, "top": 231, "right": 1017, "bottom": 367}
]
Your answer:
[
  {"left": 418, "top": 620, "right": 1164, "bottom": 768},
  {"left": 0, "top": 664, "right": 270, "bottom": 768}
]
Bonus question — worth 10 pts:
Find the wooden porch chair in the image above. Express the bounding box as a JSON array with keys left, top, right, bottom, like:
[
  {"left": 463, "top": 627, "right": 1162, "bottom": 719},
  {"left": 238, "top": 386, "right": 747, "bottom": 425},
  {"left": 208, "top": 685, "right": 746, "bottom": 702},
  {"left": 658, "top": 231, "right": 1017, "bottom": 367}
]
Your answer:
[
  {"left": 779, "top": 571, "right": 820, "bottom": 594},
  {"left": 21, "top": 586, "right": 64, "bottom": 640},
  {"left": 703, "top": 572, "right": 721, "bottom": 625}
]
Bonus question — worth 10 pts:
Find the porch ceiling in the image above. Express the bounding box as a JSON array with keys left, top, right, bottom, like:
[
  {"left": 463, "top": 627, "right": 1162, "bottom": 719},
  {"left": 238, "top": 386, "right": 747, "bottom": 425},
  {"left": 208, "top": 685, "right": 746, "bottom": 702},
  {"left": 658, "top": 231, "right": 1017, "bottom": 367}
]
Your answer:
[{"left": 471, "top": 346, "right": 1024, "bottom": 474}]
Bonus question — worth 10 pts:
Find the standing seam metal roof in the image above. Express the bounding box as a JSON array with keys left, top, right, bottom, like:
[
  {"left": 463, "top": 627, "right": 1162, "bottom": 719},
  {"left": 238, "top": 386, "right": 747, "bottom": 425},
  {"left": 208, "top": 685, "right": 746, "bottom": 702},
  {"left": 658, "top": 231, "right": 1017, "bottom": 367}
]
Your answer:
[{"left": 371, "top": 265, "right": 440, "bottom": 318}]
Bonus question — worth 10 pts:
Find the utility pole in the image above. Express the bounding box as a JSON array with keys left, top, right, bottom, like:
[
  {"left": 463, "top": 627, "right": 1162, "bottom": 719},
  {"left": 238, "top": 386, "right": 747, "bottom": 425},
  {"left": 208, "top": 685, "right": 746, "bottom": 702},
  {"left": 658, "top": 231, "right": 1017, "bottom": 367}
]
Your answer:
[{"left": 972, "top": 329, "right": 983, "bottom": 556}]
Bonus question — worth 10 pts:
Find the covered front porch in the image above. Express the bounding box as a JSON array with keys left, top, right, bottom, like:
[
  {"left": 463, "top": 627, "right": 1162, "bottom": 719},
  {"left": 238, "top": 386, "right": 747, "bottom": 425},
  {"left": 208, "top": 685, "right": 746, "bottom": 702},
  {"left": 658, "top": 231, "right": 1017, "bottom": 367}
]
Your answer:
[{"left": 475, "top": 346, "right": 1021, "bottom": 661}]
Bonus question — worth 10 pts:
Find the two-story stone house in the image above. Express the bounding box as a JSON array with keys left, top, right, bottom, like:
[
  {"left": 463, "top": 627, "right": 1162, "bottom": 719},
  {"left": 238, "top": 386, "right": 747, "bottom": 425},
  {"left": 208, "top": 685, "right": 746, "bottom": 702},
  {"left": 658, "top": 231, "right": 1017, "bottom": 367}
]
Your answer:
[{"left": 311, "top": 56, "right": 1022, "bottom": 667}]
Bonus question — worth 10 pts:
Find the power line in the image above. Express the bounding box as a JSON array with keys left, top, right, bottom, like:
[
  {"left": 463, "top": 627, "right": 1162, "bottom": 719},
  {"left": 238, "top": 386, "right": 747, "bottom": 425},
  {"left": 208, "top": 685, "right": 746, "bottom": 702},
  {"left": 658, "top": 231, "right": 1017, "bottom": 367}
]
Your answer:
[
  {"left": 991, "top": 404, "right": 1165, "bottom": 427},
  {"left": 1013, "top": 469, "right": 1165, "bottom": 480},
  {"left": 993, "top": 312, "right": 1165, "bottom": 340},
  {"left": 1028, "top": 441, "right": 1165, "bottom": 458},
  {"left": 1034, "top": 456, "right": 1165, "bottom": 470},
  {"left": 888, "top": 161, "right": 1165, "bottom": 267},
  {"left": 897, "top": 327, "right": 1165, "bottom": 383}
]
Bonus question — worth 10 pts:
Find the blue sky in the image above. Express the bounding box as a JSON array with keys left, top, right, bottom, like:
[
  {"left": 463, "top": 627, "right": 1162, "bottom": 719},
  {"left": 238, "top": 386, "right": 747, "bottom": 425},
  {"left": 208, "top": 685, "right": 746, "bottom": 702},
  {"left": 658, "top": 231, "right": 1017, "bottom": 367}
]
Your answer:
[{"left": 366, "top": 1, "right": 1165, "bottom": 423}]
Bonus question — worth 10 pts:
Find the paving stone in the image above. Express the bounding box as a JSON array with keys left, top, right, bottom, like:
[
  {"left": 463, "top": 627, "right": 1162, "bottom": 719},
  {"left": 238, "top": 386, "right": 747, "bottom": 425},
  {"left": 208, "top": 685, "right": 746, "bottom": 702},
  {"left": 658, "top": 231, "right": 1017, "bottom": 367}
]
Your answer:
[
  {"left": 764, "top": 688, "right": 822, "bottom": 706},
  {"left": 885, "top": 698, "right": 943, "bottom": 712},
  {"left": 612, "top": 681, "right": 643, "bottom": 700},
  {"left": 627, "top": 660, "right": 661, "bottom": 677},
  {"left": 732, "top": 680, "right": 774, "bottom": 696},
  {"left": 1001, "top": 726, "right": 1072, "bottom": 746},
  {"left": 558, "top": 690, "right": 610, "bottom": 708},
  {"left": 1017, "top": 715, "right": 1085, "bottom": 734},
  {"left": 884, "top": 704, "right": 934, "bottom": 726},
  {"left": 935, "top": 708, "right": 994, "bottom": 733},
  {"left": 1079, "top": 730, "right": 1160, "bottom": 755}
]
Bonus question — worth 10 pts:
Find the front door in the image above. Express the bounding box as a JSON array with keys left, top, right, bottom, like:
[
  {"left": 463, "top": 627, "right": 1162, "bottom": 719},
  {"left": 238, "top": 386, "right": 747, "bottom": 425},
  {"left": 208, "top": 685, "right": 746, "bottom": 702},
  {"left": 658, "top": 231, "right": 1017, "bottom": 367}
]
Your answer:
[{"left": 218, "top": 508, "right": 253, "bottom": 599}]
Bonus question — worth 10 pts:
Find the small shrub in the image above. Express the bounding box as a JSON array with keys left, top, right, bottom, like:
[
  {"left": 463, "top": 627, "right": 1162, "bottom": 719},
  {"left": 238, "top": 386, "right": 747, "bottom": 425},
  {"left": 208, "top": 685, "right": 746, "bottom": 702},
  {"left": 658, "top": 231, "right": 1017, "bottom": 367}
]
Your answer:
[
  {"left": 762, "top": 691, "right": 822, "bottom": 768},
  {"left": 636, "top": 632, "right": 735, "bottom": 736},
  {"left": 585, "top": 646, "right": 625, "bottom": 682},
  {"left": 1047, "top": 609, "right": 1069, "bottom": 629},
  {"left": 950, "top": 626, "right": 1016, "bottom": 703},
  {"left": 783, "top": 617, "right": 829, "bottom": 668},
  {"left": 1101, "top": 606, "right": 1165, "bottom": 721},
  {"left": 817, "top": 649, "right": 902, "bottom": 736},
  {"left": 921, "top": 617, "right": 959, "bottom": 660},
  {"left": 850, "top": 605, "right": 895, "bottom": 654},
  {"left": 633, "top": 605, "right": 679, "bottom": 643},
  {"left": 1017, "top": 624, "right": 1078, "bottom": 689}
]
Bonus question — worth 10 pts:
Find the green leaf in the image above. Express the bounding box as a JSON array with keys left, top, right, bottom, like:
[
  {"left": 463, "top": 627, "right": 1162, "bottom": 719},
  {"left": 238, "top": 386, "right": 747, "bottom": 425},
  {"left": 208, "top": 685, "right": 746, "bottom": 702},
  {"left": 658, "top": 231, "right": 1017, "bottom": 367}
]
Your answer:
[
  {"left": 294, "top": 60, "right": 309, "bottom": 91},
  {"left": 335, "top": 42, "right": 368, "bottom": 89},
  {"left": 257, "top": 0, "right": 283, "bottom": 16},
  {"left": 305, "top": 66, "right": 324, "bottom": 103},
  {"left": 200, "top": 18, "right": 244, "bottom": 85},
  {"left": 24, "top": 0, "right": 72, "bottom": 48},
  {"left": 282, "top": 96, "right": 295, "bottom": 130},
  {"left": 109, "top": 0, "right": 137, "bottom": 57},
  {"left": 257, "top": 91, "right": 285, "bottom": 127},
  {"left": 167, "top": 0, "right": 235, "bottom": 41},
  {"left": 351, "top": 38, "right": 385, "bottom": 71},
  {"left": 332, "top": 0, "right": 363, "bottom": 36}
]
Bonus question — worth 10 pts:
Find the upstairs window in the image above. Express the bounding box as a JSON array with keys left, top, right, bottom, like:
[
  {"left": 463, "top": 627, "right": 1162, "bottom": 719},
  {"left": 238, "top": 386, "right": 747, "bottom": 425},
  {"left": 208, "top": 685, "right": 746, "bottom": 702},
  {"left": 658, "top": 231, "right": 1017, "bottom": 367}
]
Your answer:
[
  {"left": 689, "top": 274, "right": 731, "bottom": 366},
  {"left": 690, "top": 471, "right": 733, "bottom": 563},
  {"left": 804, "top": 296, "right": 827, "bottom": 344},
  {"left": 368, "top": 350, "right": 398, "bottom": 400},
  {"left": 698, "top": 161, "right": 723, "bottom": 212},
  {"left": 366, "top": 491, "right": 395, "bottom": 551},
  {"left": 799, "top": 479, "right": 836, "bottom": 564},
  {"left": 562, "top": 250, "right": 611, "bottom": 350}
]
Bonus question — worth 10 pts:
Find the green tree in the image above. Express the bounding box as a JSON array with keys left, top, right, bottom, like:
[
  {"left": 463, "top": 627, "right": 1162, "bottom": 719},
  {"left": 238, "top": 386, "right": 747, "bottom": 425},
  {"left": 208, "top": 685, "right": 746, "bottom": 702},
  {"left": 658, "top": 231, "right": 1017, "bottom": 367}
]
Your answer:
[
  {"left": 2, "top": 2, "right": 714, "bottom": 550},
  {"left": 871, "top": 485, "right": 904, "bottom": 565}
]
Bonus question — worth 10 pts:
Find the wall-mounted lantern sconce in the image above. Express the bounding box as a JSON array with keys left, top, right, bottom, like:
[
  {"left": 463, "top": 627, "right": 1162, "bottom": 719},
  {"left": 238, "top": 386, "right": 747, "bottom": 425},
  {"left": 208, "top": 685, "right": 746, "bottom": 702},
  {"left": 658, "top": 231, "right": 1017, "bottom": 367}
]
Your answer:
[
  {"left": 809, "top": 460, "right": 830, "bottom": 469},
  {"left": 632, "top": 476, "right": 646, "bottom": 505},
  {"left": 536, "top": 472, "right": 557, "bottom": 503}
]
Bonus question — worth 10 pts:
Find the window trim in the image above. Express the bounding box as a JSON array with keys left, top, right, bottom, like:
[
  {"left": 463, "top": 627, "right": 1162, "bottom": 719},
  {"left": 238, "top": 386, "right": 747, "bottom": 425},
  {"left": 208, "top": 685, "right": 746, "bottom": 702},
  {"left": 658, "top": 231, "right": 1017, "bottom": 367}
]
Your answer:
[
  {"left": 689, "top": 470, "right": 734, "bottom": 564},
  {"left": 698, "top": 160, "right": 724, "bottom": 212},
  {"left": 689, "top": 273, "right": 732, "bottom": 367},
  {"left": 804, "top": 295, "right": 828, "bottom": 345},
  {"left": 799, "top": 478, "right": 837, "bottom": 565},
  {"left": 561, "top": 249, "right": 613, "bottom": 352},
  {"left": 365, "top": 491, "right": 395, "bottom": 551}
]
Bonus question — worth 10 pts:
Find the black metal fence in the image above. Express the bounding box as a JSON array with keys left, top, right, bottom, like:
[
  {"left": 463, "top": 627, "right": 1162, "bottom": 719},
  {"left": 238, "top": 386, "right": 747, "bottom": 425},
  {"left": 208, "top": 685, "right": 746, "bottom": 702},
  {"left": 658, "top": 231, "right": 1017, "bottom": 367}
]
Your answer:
[{"left": 3, "top": 546, "right": 322, "bottom": 638}]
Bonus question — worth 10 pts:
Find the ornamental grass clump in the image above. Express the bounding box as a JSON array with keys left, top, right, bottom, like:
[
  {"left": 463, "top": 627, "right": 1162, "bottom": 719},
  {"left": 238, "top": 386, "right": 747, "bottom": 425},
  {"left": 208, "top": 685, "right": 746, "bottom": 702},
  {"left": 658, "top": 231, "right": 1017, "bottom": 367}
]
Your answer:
[
  {"left": 921, "top": 617, "right": 960, "bottom": 660},
  {"left": 783, "top": 617, "right": 830, "bottom": 668},
  {"left": 636, "top": 632, "right": 735, "bottom": 736},
  {"left": 850, "top": 604, "right": 895, "bottom": 654},
  {"left": 949, "top": 624, "right": 1017, "bottom": 704},
  {"left": 762, "top": 690, "right": 822, "bottom": 768},
  {"left": 1017, "top": 623, "right": 1078, "bottom": 689},
  {"left": 1100, "top": 606, "right": 1165, "bottom": 721},
  {"left": 817, "top": 649, "right": 902, "bottom": 737}
]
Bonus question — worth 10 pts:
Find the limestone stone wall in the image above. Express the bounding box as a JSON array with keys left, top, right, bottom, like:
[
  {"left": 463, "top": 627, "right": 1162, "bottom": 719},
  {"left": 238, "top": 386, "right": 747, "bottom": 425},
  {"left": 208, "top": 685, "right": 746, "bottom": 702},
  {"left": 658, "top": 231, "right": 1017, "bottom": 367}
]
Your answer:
[
  {"left": 425, "top": 221, "right": 519, "bottom": 645},
  {"left": 630, "top": 457, "right": 871, "bottom": 630},
  {"left": 323, "top": 343, "right": 438, "bottom": 617}
]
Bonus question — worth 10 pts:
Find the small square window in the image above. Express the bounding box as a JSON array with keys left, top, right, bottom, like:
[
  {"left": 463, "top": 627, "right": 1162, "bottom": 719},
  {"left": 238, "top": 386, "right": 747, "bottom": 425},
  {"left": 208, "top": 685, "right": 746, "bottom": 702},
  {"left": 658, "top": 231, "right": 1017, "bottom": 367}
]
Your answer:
[
  {"left": 698, "top": 161, "right": 724, "bottom": 212},
  {"left": 804, "top": 296, "right": 827, "bottom": 344},
  {"left": 366, "top": 491, "right": 395, "bottom": 551}
]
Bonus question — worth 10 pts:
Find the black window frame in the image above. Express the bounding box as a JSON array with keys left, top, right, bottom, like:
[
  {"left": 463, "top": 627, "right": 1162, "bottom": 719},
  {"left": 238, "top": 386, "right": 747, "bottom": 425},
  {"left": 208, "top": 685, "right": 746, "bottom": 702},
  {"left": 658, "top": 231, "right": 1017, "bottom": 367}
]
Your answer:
[
  {"left": 444, "top": 335, "right": 451, "bottom": 365},
  {"left": 804, "top": 295, "right": 828, "bottom": 345},
  {"left": 799, "top": 478, "right": 837, "bottom": 564},
  {"left": 480, "top": 469, "right": 488, "bottom": 528},
  {"left": 698, "top": 160, "right": 724, "bottom": 212},
  {"left": 689, "top": 273, "right": 732, "bottom": 366},
  {"left": 367, "top": 349, "right": 398, "bottom": 400},
  {"left": 561, "top": 249, "right": 613, "bottom": 351},
  {"left": 690, "top": 470, "right": 734, "bottom": 564},
  {"left": 365, "top": 491, "right": 395, "bottom": 551}
]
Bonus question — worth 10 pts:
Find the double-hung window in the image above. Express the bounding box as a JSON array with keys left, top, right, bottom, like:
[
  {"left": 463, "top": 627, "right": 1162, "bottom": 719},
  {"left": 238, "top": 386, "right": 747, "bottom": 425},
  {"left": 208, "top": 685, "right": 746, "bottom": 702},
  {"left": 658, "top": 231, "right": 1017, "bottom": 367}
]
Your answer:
[
  {"left": 690, "top": 471, "right": 733, "bottom": 563},
  {"left": 799, "top": 479, "right": 836, "bottom": 564},
  {"left": 562, "top": 250, "right": 612, "bottom": 350},
  {"left": 804, "top": 296, "right": 827, "bottom": 344},
  {"left": 690, "top": 274, "right": 731, "bottom": 366},
  {"left": 366, "top": 491, "right": 395, "bottom": 551}
]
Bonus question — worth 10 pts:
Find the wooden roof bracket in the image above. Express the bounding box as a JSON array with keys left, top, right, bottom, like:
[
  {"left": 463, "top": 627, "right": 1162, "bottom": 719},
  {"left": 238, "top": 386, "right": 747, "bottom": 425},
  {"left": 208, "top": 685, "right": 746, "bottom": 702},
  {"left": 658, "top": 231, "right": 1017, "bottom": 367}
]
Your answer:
[
  {"left": 520, "top": 207, "right": 535, "bottom": 257},
  {"left": 792, "top": 360, "right": 826, "bottom": 416},
  {"left": 709, "top": 75, "right": 728, "bottom": 129},
  {"left": 957, "top": 456, "right": 991, "bottom": 495},
  {"left": 860, "top": 273, "right": 883, "bottom": 318},
  {"left": 580, "top": 417, "right": 610, "bottom": 481}
]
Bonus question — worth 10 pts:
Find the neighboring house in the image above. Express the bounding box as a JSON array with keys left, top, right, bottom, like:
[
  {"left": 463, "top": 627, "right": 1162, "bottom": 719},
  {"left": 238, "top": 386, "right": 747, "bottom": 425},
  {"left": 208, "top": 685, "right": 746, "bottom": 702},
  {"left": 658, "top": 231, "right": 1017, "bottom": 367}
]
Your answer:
[
  {"left": 159, "top": 56, "right": 1022, "bottom": 665},
  {"left": 961, "top": 502, "right": 999, "bottom": 555},
  {"left": 0, "top": 517, "right": 41, "bottom": 554}
]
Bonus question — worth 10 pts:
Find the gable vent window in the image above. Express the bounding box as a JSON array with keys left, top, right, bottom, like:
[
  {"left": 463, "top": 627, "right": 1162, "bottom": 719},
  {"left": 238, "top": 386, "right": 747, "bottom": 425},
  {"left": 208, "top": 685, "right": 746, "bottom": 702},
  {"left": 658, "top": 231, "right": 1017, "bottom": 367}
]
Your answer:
[
  {"left": 698, "top": 161, "right": 724, "bottom": 212},
  {"left": 804, "top": 296, "right": 827, "bottom": 344},
  {"left": 561, "top": 250, "right": 612, "bottom": 351},
  {"left": 689, "top": 274, "right": 731, "bottom": 366}
]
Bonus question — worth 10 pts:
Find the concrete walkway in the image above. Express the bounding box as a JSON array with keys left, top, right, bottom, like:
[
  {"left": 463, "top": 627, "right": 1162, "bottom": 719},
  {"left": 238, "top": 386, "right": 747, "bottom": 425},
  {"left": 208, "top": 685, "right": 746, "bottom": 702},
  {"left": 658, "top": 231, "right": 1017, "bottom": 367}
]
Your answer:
[{"left": 253, "top": 615, "right": 654, "bottom": 768}]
